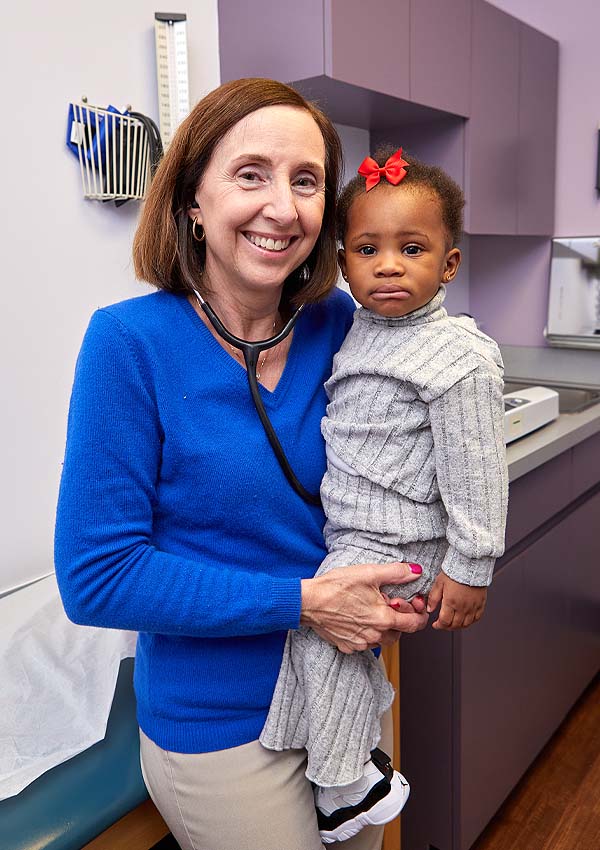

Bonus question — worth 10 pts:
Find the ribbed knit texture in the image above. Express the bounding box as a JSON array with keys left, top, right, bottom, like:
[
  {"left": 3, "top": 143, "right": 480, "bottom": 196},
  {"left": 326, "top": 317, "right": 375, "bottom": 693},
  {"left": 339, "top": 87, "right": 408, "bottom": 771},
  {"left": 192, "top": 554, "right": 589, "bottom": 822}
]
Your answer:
[
  {"left": 54, "top": 288, "right": 355, "bottom": 755},
  {"left": 260, "top": 287, "right": 508, "bottom": 785}
]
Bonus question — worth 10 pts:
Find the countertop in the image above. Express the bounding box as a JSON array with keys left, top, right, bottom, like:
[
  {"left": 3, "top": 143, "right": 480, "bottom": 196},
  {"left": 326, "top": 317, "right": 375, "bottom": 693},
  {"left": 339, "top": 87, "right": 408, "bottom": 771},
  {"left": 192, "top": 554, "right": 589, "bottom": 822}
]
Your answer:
[
  {"left": 506, "top": 400, "right": 600, "bottom": 482},
  {"left": 500, "top": 344, "right": 600, "bottom": 482}
]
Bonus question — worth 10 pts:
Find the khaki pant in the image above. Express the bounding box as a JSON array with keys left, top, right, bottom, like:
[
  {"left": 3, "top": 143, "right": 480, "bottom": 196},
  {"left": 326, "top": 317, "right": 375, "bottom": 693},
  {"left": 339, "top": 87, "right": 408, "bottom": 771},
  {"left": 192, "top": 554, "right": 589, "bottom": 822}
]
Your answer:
[{"left": 139, "top": 706, "right": 393, "bottom": 850}]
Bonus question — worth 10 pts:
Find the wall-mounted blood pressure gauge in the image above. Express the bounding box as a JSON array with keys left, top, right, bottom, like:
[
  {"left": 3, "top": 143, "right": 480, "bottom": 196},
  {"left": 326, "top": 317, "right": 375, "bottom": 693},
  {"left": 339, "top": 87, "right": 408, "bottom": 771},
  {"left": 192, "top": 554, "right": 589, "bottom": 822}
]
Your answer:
[{"left": 154, "top": 12, "right": 190, "bottom": 149}]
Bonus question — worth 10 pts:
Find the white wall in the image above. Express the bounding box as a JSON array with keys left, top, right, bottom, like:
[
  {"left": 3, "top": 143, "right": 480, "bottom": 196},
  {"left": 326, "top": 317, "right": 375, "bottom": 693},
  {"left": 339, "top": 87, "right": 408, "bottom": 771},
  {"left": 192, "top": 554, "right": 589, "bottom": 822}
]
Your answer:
[{"left": 0, "top": 1, "right": 220, "bottom": 594}]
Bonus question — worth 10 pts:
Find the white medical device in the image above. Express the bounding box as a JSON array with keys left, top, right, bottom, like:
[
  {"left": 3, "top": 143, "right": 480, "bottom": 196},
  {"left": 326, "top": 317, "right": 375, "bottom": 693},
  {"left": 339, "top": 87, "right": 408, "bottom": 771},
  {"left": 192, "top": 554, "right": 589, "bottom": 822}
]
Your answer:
[
  {"left": 154, "top": 12, "right": 190, "bottom": 149},
  {"left": 503, "top": 386, "right": 559, "bottom": 444},
  {"left": 546, "top": 236, "right": 600, "bottom": 349}
]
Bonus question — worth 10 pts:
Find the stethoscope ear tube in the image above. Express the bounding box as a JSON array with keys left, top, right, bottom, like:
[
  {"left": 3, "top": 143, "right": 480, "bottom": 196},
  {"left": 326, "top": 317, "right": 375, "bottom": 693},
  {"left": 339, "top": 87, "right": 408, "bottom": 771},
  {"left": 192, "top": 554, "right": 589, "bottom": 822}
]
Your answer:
[{"left": 194, "top": 292, "right": 322, "bottom": 507}]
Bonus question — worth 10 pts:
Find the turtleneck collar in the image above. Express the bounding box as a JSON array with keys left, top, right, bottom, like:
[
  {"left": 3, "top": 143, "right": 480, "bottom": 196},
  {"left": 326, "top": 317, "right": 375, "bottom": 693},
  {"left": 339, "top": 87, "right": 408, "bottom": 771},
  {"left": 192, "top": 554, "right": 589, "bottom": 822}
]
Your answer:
[{"left": 356, "top": 285, "right": 448, "bottom": 327}]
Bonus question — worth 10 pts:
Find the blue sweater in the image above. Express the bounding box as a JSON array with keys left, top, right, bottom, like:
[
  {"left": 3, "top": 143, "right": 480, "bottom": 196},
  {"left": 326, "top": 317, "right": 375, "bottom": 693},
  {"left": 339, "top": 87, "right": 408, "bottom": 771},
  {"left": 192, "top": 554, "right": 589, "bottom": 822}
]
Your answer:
[{"left": 55, "top": 288, "right": 354, "bottom": 753}]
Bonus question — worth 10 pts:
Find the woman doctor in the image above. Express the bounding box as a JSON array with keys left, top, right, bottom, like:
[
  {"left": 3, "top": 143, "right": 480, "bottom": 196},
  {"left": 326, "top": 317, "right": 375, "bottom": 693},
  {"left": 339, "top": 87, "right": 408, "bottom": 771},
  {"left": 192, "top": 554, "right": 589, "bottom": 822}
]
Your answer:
[{"left": 55, "top": 78, "right": 427, "bottom": 850}]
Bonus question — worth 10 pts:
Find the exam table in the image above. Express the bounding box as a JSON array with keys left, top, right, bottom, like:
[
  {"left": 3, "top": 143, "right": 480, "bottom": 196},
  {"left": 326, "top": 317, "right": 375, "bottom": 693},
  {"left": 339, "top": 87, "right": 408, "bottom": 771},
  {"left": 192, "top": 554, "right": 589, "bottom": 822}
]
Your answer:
[{"left": 0, "top": 659, "right": 151, "bottom": 850}]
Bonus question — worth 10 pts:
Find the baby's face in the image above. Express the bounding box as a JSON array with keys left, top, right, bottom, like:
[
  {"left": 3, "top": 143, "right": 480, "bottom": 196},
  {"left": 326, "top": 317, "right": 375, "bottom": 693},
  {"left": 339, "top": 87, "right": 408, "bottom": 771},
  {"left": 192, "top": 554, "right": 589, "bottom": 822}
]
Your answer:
[{"left": 339, "top": 185, "right": 460, "bottom": 318}]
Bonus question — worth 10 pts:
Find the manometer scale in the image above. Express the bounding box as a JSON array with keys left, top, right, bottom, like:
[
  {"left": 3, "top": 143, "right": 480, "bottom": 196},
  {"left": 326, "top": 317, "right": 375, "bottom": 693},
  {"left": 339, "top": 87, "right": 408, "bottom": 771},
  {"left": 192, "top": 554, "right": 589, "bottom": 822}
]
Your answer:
[{"left": 154, "top": 12, "right": 190, "bottom": 148}]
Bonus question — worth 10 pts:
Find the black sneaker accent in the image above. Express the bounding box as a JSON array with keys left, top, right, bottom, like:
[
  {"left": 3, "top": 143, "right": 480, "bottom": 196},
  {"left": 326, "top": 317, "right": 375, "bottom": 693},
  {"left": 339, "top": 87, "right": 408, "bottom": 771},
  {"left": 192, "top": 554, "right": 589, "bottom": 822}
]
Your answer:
[
  {"left": 370, "top": 747, "right": 394, "bottom": 782},
  {"left": 316, "top": 776, "right": 392, "bottom": 832}
]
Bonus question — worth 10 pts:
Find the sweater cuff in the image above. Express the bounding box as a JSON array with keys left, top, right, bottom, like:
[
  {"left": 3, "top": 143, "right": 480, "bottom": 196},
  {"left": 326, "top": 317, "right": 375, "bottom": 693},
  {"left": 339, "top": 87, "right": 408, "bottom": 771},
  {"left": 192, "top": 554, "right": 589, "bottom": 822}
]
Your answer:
[
  {"left": 265, "top": 577, "right": 303, "bottom": 631},
  {"left": 441, "top": 548, "right": 496, "bottom": 587}
]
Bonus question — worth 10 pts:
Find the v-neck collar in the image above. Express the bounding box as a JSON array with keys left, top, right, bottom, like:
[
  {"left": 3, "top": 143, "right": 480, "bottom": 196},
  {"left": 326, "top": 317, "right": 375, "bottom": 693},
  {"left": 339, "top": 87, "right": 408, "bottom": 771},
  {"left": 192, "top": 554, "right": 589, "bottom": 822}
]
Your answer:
[{"left": 177, "top": 293, "right": 302, "bottom": 407}]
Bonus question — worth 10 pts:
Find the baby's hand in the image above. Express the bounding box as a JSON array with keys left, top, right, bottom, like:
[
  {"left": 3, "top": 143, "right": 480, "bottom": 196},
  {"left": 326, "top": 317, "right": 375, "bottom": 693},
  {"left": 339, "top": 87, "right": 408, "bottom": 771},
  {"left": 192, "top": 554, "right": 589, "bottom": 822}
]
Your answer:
[{"left": 427, "top": 573, "right": 487, "bottom": 631}]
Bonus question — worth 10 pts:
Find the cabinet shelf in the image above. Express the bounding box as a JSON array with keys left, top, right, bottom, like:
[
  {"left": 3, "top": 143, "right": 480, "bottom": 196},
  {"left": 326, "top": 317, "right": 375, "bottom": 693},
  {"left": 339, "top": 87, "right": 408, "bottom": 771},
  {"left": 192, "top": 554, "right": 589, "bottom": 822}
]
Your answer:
[{"left": 292, "top": 75, "right": 464, "bottom": 131}]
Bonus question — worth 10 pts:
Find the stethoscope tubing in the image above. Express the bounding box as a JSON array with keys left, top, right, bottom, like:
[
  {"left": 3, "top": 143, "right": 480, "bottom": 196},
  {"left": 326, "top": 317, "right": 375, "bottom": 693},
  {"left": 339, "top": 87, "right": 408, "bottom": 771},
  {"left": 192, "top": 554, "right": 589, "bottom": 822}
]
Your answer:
[{"left": 193, "top": 291, "right": 322, "bottom": 507}]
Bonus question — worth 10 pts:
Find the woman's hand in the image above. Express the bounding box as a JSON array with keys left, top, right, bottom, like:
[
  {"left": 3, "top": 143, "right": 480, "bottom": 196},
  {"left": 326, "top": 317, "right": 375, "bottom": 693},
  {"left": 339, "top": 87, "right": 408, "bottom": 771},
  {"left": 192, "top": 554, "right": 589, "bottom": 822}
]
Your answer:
[{"left": 300, "top": 562, "right": 428, "bottom": 654}]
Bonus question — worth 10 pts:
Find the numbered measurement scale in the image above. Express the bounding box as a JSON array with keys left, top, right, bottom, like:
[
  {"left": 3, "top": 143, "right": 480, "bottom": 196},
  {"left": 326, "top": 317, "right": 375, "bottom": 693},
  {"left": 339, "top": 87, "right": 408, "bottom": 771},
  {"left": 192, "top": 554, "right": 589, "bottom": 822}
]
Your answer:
[{"left": 154, "top": 12, "right": 190, "bottom": 148}]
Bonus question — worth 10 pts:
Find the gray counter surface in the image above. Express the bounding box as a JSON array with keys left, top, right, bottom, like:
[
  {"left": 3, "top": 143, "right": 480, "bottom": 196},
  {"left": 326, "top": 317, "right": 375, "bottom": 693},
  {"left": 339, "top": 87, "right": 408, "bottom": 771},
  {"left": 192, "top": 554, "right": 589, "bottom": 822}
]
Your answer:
[
  {"left": 500, "top": 343, "right": 600, "bottom": 482},
  {"left": 507, "top": 400, "right": 600, "bottom": 482}
]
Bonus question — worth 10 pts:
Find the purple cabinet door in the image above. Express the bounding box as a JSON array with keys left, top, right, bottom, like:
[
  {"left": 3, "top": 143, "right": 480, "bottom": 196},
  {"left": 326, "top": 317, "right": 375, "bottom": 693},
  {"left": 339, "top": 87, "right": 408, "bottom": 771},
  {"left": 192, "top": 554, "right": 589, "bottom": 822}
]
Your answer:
[
  {"left": 410, "top": 0, "right": 471, "bottom": 117},
  {"left": 571, "top": 431, "right": 600, "bottom": 500},
  {"left": 400, "top": 626, "right": 454, "bottom": 850},
  {"left": 517, "top": 23, "right": 559, "bottom": 235},
  {"left": 217, "top": 0, "right": 325, "bottom": 84},
  {"left": 460, "top": 493, "right": 599, "bottom": 850},
  {"left": 328, "top": 0, "right": 410, "bottom": 100},
  {"left": 465, "top": 0, "right": 520, "bottom": 235},
  {"left": 504, "top": 449, "right": 573, "bottom": 550},
  {"left": 560, "top": 491, "right": 600, "bottom": 697},
  {"left": 459, "top": 560, "right": 530, "bottom": 850}
]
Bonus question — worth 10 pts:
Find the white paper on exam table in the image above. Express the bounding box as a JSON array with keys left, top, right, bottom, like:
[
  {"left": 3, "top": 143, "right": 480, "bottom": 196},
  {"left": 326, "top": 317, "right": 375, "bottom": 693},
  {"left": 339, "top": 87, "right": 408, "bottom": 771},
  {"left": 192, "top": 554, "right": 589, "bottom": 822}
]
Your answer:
[{"left": 0, "top": 573, "right": 136, "bottom": 800}]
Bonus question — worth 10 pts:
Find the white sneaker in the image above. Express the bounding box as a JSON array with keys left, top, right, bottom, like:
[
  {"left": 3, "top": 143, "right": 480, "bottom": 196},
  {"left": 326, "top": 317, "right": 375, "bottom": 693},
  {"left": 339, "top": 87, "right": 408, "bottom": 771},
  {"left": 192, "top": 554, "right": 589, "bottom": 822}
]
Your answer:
[{"left": 315, "top": 748, "right": 410, "bottom": 844}]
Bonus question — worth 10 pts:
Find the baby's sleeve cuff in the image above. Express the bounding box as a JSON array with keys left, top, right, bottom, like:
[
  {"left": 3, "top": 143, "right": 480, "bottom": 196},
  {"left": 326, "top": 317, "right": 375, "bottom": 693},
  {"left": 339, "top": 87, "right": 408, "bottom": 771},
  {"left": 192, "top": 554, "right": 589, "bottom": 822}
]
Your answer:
[{"left": 442, "top": 548, "right": 496, "bottom": 587}]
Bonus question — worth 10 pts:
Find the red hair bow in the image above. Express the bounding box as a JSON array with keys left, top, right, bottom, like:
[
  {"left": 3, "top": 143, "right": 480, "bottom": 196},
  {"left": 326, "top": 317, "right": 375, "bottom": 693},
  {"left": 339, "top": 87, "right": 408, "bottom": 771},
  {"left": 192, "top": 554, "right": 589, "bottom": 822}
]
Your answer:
[{"left": 357, "top": 148, "right": 409, "bottom": 191}]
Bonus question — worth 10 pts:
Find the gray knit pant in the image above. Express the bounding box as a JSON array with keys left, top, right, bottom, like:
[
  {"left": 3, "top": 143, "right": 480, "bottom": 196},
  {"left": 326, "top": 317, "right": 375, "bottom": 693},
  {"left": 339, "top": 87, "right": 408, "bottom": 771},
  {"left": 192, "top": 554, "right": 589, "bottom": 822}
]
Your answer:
[{"left": 260, "top": 528, "right": 446, "bottom": 787}]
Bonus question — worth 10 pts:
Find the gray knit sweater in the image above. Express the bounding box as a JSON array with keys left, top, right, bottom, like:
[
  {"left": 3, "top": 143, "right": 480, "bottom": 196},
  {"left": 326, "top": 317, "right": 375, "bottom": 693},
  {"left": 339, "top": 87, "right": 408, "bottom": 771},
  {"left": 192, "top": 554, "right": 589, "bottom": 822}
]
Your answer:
[{"left": 260, "top": 287, "right": 509, "bottom": 786}]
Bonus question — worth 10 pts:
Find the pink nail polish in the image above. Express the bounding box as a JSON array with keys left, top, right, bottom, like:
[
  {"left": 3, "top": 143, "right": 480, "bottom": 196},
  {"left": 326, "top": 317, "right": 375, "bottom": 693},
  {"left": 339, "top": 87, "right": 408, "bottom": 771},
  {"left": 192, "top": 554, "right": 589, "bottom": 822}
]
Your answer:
[{"left": 408, "top": 563, "right": 422, "bottom": 574}]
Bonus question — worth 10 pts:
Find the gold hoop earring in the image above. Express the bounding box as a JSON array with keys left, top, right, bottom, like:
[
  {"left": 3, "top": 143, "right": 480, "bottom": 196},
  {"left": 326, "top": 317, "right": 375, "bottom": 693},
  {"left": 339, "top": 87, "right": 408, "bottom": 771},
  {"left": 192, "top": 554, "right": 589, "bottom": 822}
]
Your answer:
[{"left": 192, "top": 217, "right": 205, "bottom": 243}]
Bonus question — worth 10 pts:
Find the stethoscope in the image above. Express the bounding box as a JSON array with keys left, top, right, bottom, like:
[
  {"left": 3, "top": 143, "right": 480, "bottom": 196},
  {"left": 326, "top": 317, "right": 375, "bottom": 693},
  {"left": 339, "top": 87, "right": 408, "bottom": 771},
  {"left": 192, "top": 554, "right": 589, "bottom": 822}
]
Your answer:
[{"left": 192, "top": 290, "right": 322, "bottom": 507}]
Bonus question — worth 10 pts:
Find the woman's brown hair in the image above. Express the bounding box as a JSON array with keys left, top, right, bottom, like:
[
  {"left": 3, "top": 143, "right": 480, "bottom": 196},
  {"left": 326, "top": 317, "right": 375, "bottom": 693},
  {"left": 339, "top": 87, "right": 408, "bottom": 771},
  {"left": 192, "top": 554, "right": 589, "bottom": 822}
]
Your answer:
[{"left": 133, "top": 78, "right": 343, "bottom": 308}]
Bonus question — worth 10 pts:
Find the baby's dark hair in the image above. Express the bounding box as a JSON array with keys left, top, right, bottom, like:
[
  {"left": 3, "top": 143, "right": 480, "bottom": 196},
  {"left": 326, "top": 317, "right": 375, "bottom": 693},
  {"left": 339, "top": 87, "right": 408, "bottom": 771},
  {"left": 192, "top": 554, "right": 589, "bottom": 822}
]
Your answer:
[{"left": 337, "top": 145, "right": 465, "bottom": 248}]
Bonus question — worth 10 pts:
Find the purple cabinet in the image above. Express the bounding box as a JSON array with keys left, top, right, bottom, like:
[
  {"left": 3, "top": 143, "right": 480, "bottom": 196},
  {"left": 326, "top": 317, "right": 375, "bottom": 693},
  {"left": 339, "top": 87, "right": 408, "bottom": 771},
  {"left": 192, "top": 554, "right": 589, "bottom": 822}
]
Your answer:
[
  {"left": 503, "top": 450, "right": 573, "bottom": 549},
  {"left": 218, "top": 0, "right": 470, "bottom": 127},
  {"left": 460, "top": 521, "right": 572, "bottom": 850},
  {"left": 329, "top": 0, "right": 410, "bottom": 101},
  {"left": 410, "top": 0, "right": 472, "bottom": 117},
  {"left": 465, "top": 1, "right": 559, "bottom": 235},
  {"left": 464, "top": 0, "right": 520, "bottom": 235},
  {"left": 217, "top": 0, "right": 325, "bottom": 85},
  {"left": 560, "top": 491, "right": 600, "bottom": 696},
  {"left": 517, "top": 23, "right": 559, "bottom": 235},
  {"left": 217, "top": 0, "right": 412, "bottom": 110},
  {"left": 218, "top": 0, "right": 558, "bottom": 236},
  {"left": 400, "top": 626, "right": 454, "bottom": 850},
  {"left": 459, "top": 560, "right": 531, "bottom": 850},
  {"left": 401, "top": 458, "right": 600, "bottom": 850},
  {"left": 571, "top": 431, "right": 600, "bottom": 500}
]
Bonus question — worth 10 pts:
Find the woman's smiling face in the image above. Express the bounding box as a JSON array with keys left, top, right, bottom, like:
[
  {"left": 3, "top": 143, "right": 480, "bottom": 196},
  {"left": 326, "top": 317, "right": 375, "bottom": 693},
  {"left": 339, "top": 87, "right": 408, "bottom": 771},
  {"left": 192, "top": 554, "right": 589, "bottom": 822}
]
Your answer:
[
  {"left": 339, "top": 185, "right": 461, "bottom": 318},
  {"left": 189, "top": 105, "right": 326, "bottom": 302}
]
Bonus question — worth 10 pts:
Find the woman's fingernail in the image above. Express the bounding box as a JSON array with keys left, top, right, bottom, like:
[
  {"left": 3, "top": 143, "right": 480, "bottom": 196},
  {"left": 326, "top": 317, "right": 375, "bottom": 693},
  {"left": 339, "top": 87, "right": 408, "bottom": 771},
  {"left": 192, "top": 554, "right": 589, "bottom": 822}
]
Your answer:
[{"left": 408, "top": 563, "right": 422, "bottom": 574}]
